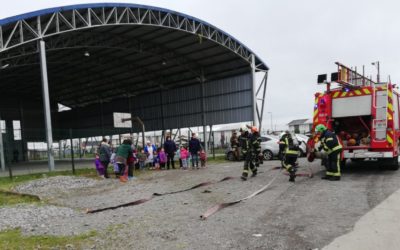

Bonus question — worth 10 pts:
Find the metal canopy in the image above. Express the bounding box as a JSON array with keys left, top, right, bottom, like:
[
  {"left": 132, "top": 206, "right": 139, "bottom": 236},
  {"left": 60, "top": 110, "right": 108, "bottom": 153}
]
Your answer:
[{"left": 0, "top": 3, "right": 268, "bottom": 109}]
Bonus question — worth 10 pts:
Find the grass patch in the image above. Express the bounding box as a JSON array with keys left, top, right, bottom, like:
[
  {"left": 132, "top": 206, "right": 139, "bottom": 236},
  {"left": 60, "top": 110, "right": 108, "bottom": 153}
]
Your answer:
[
  {"left": 0, "top": 229, "right": 96, "bottom": 250},
  {"left": 0, "top": 191, "right": 40, "bottom": 207},
  {"left": 207, "top": 155, "right": 228, "bottom": 164}
]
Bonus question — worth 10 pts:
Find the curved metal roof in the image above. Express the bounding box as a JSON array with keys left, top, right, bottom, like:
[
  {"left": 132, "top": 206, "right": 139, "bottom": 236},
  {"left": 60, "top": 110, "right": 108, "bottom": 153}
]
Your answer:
[{"left": 0, "top": 3, "right": 268, "bottom": 109}]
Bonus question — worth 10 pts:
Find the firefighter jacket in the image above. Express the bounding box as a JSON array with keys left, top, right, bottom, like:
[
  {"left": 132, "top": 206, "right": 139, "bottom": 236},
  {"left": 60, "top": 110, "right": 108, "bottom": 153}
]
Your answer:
[
  {"left": 239, "top": 132, "right": 250, "bottom": 155},
  {"left": 279, "top": 134, "right": 299, "bottom": 156},
  {"left": 319, "top": 130, "right": 343, "bottom": 154},
  {"left": 249, "top": 133, "right": 261, "bottom": 156}
]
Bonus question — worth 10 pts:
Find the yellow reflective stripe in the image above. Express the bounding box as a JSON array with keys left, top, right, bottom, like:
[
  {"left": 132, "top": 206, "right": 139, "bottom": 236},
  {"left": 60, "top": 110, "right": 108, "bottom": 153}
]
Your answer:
[
  {"left": 314, "top": 109, "right": 318, "bottom": 117},
  {"left": 363, "top": 88, "right": 371, "bottom": 94},
  {"left": 388, "top": 103, "right": 393, "bottom": 111},
  {"left": 327, "top": 171, "right": 341, "bottom": 176},
  {"left": 332, "top": 145, "right": 342, "bottom": 151},
  {"left": 243, "top": 170, "right": 249, "bottom": 173},
  {"left": 387, "top": 134, "right": 393, "bottom": 144},
  {"left": 388, "top": 112, "right": 393, "bottom": 120},
  {"left": 285, "top": 149, "right": 299, "bottom": 155},
  {"left": 333, "top": 92, "right": 340, "bottom": 98},
  {"left": 354, "top": 90, "right": 362, "bottom": 95},
  {"left": 341, "top": 92, "right": 348, "bottom": 97},
  {"left": 326, "top": 138, "right": 333, "bottom": 141},
  {"left": 388, "top": 90, "right": 393, "bottom": 98}
]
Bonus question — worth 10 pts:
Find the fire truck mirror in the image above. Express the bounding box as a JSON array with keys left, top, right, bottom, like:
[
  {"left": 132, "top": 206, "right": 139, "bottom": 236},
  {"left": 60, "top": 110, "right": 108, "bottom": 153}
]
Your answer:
[
  {"left": 317, "top": 74, "right": 327, "bottom": 84},
  {"left": 331, "top": 72, "right": 339, "bottom": 82}
]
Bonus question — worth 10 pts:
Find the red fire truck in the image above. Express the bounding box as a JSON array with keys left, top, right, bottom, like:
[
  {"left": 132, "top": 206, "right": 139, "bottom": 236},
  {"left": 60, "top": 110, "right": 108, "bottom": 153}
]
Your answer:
[{"left": 308, "top": 62, "right": 400, "bottom": 170}]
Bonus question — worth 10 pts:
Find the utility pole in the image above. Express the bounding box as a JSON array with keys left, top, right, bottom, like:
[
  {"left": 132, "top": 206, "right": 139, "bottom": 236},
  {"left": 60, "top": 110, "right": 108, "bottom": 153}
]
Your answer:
[{"left": 372, "top": 61, "right": 380, "bottom": 83}]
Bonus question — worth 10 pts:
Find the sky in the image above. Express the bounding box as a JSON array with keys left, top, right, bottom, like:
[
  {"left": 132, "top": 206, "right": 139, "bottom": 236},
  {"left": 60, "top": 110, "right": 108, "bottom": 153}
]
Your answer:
[{"left": 1, "top": 0, "right": 400, "bottom": 131}]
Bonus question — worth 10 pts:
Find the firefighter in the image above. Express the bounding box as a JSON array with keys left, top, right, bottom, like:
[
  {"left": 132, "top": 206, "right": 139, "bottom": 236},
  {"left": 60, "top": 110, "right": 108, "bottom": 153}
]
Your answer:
[
  {"left": 315, "top": 124, "right": 343, "bottom": 181},
  {"left": 239, "top": 126, "right": 258, "bottom": 180},
  {"left": 230, "top": 131, "right": 240, "bottom": 161},
  {"left": 279, "top": 131, "right": 299, "bottom": 182},
  {"left": 249, "top": 126, "right": 263, "bottom": 168}
]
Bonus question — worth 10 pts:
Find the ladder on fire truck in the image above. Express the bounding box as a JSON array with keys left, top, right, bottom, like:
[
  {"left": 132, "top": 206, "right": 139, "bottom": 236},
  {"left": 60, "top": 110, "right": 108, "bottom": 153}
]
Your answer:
[
  {"left": 372, "top": 83, "right": 388, "bottom": 141},
  {"left": 335, "top": 62, "right": 386, "bottom": 141}
]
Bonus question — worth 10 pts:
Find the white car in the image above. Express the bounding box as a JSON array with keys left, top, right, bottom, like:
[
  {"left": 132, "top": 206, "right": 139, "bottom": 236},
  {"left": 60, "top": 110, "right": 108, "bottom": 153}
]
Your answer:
[
  {"left": 260, "top": 135, "right": 280, "bottom": 160},
  {"left": 295, "top": 134, "right": 309, "bottom": 157}
]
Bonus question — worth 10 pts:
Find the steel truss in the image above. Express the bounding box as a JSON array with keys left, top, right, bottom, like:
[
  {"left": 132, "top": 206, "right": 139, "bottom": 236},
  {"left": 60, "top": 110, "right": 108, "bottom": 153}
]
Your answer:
[{"left": 0, "top": 6, "right": 267, "bottom": 71}]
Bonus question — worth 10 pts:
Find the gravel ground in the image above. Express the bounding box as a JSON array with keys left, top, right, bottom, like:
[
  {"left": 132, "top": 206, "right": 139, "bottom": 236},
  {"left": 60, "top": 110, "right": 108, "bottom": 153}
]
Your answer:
[{"left": 1, "top": 159, "right": 400, "bottom": 249}]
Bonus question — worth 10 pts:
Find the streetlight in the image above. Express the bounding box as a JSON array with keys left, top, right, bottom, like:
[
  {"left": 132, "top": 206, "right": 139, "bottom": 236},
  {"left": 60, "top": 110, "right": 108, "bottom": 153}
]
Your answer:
[
  {"left": 267, "top": 112, "right": 273, "bottom": 133},
  {"left": 371, "top": 61, "right": 380, "bottom": 83}
]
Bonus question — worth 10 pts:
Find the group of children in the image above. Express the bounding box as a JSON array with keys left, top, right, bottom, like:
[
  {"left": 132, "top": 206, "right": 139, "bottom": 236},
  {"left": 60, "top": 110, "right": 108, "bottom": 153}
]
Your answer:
[
  {"left": 95, "top": 145, "right": 207, "bottom": 179},
  {"left": 178, "top": 146, "right": 207, "bottom": 170}
]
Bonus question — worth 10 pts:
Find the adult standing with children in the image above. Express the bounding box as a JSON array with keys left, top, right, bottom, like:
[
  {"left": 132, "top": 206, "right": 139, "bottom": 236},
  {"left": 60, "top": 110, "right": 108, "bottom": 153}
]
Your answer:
[
  {"left": 164, "top": 136, "right": 177, "bottom": 170},
  {"left": 99, "top": 138, "right": 111, "bottom": 178},
  {"left": 189, "top": 133, "right": 202, "bottom": 169},
  {"left": 115, "top": 139, "right": 133, "bottom": 182}
]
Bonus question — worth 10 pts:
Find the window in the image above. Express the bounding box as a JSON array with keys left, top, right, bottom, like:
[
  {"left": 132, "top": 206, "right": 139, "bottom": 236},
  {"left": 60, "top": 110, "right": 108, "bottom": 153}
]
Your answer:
[
  {"left": 0, "top": 120, "right": 5, "bottom": 134},
  {"left": 261, "top": 137, "right": 270, "bottom": 142},
  {"left": 13, "top": 120, "right": 21, "bottom": 140}
]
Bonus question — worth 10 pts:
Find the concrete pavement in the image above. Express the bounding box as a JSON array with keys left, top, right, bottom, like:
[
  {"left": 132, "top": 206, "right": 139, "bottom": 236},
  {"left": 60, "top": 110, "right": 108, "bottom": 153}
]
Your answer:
[{"left": 323, "top": 187, "right": 400, "bottom": 250}]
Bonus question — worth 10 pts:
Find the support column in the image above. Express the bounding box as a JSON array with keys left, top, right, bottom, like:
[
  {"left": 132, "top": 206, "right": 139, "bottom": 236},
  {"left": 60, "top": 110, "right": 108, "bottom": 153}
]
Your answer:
[
  {"left": 200, "top": 70, "right": 208, "bottom": 153},
  {"left": 100, "top": 101, "right": 104, "bottom": 137},
  {"left": 39, "top": 40, "right": 55, "bottom": 171},
  {"left": 251, "top": 54, "right": 259, "bottom": 128},
  {"left": 19, "top": 101, "right": 27, "bottom": 161},
  {"left": 0, "top": 115, "right": 5, "bottom": 171},
  {"left": 58, "top": 141, "right": 62, "bottom": 159}
]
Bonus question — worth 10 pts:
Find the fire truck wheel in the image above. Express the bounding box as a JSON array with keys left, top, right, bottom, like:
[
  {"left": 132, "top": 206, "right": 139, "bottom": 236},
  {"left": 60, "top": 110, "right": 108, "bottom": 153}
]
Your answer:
[
  {"left": 388, "top": 156, "right": 399, "bottom": 171},
  {"left": 340, "top": 159, "right": 347, "bottom": 169},
  {"left": 381, "top": 156, "right": 399, "bottom": 171}
]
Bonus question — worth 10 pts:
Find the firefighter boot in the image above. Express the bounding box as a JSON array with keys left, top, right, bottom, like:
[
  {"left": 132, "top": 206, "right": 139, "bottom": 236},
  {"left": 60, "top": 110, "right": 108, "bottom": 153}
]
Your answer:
[
  {"left": 251, "top": 170, "right": 257, "bottom": 178},
  {"left": 241, "top": 172, "right": 248, "bottom": 181},
  {"left": 321, "top": 175, "right": 331, "bottom": 180},
  {"left": 329, "top": 176, "right": 341, "bottom": 181},
  {"left": 289, "top": 167, "right": 296, "bottom": 182}
]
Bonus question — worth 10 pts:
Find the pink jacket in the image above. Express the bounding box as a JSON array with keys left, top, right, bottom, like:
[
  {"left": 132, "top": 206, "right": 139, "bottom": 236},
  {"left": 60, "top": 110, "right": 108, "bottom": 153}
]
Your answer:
[
  {"left": 159, "top": 151, "right": 167, "bottom": 163},
  {"left": 180, "top": 148, "right": 189, "bottom": 159}
]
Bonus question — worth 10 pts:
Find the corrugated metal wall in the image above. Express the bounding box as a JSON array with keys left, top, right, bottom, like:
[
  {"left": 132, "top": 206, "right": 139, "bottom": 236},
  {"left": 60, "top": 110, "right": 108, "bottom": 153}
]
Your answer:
[{"left": 9, "top": 73, "right": 253, "bottom": 139}]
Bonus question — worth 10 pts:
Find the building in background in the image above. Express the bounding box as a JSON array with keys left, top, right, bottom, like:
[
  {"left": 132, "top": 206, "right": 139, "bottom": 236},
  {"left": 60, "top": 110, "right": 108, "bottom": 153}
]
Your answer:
[{"left": 288, "top": 119, "right": 312, "bottom": 134}]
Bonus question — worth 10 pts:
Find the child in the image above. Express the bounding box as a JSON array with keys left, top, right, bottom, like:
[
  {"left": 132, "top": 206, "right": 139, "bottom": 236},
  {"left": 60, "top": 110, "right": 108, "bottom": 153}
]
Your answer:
[
  {"left": 176, "top": 147, "right": 183, "bottom": 169},
  {"left": 110, "top": 151, "right": 119, "bottom": 178},
  {"left": 127, "top": 152, "right": 136, "bottom": 178},
  {"left": 138, "top": 149, "right": 147, "bottom": 170},
  {"left": 94, "top": 153, "right": 105, "bottom": 178},
  {"left": 200, "top": 149, "right": 207, "bottom": 168},
  {"left": 159, "top": 148, "right": 167, "bottom": 170},
  {"left": 153, "top": 151, "right": 160, "bottom": 170},
  {"left": 180, "top": 146, "right": 189, "bottom": 170}
]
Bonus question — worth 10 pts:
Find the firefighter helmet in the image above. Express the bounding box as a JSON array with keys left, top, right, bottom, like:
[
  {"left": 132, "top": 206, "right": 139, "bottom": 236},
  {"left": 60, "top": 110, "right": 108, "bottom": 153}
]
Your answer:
[
  {"left": 251, "top": 126, "right": 259, "bottom": 133},
  {"left": 315, "top": 124, "right": 327, "bottom": 133},
  {"left": 239, "top": 125, "right": 248, "bottom": 133}
]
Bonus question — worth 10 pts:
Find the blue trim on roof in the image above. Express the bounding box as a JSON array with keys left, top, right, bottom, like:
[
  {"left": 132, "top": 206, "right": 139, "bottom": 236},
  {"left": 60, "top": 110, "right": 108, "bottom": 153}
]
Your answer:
[{"left": 0, "top": 3, "right": 268, "bottom": 69}]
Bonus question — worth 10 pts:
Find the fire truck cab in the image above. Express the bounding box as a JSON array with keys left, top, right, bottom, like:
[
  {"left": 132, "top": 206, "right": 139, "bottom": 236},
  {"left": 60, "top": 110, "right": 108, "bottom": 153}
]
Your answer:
[{"left": 311, "top": 62, "right": 400, "bottom": 170}]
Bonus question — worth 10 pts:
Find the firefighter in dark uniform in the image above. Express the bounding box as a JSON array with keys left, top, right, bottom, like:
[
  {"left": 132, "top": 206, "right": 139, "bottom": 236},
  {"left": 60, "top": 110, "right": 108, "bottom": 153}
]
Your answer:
[
  {"left": 240, "top": 126, "right": 261, "bottom": 181},
  {"left": 279, "top": 131, "right": 299, "bottom": 182},
  {"left": 230, "top": 131, "right": 240, "bottom": 161},
  {"left": 315, "top": 124, "right": 343, "bottom": 181}
]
